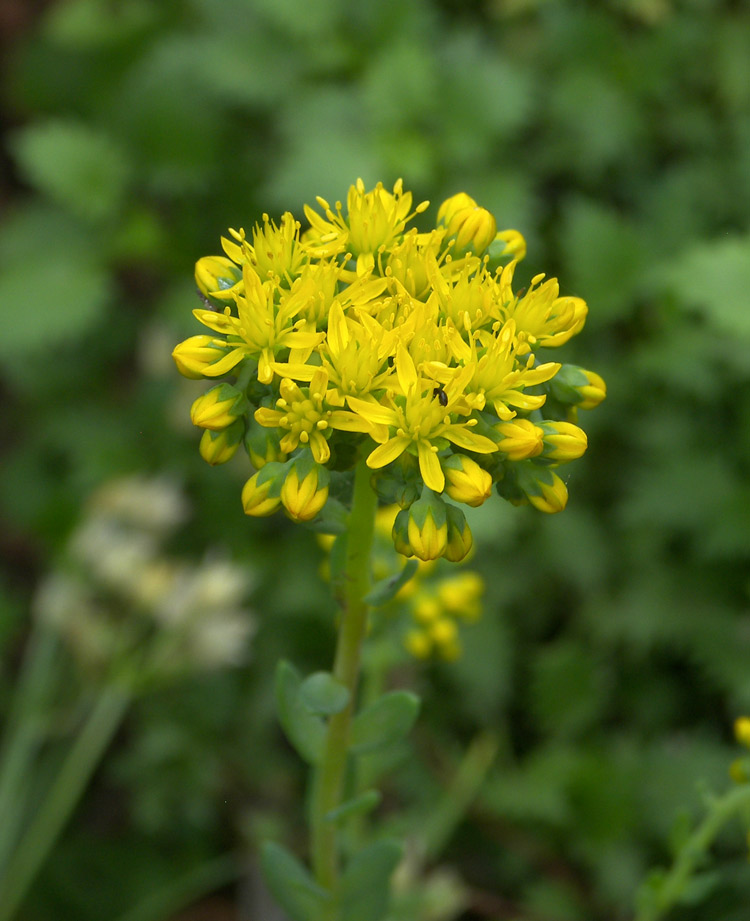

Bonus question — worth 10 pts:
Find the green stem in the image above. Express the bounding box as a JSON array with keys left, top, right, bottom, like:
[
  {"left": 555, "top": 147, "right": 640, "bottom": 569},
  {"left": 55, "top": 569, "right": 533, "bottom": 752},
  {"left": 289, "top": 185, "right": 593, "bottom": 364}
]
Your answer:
[
  {"left": 0, "top": 686, "right": 130, "bottom": 921},
  {"left": 310, "top": 459, "right": 377, "bottom": 897},
  {"left": 420, "top": 730, "right": 499, "bottom": 862},
  {"left": 634, "top": 782, "right": 750, "bottom": 921},
  {"left": 0, "top": 620, "right": 60, "bottom": 874}
]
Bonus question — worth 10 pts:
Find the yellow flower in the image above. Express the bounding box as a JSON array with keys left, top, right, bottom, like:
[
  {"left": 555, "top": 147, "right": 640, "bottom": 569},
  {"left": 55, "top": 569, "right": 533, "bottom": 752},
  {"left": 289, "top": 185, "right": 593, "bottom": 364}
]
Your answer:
[
  {"left": 445, "top": 320, "right": 560, "bottom": 421},
  {"left": 386, "top": 229, "right": 446, "bottom": 300},
  {"left": 426, "top": 256, "right": 498, "bottom": 331},
  {"left": 496, "top": 261, "right": 587, "bottom": 355},
  {"left": 303, "top": 178, "right": 429, "bottom": 275},
  {"left": 254, "top": 369, "right": 334, "bottom": 464},
  {"left": 249, "top": 212, "right": 306, "bottom": 283},
  {"left": 274, "top": 302, "right": 395, "bottom": 418},
  {"left": 192, "top": 263, "right": 323, "bottom": 384},
  {"left": 348, "top": 346, "right": 497, "bottom": 493}
]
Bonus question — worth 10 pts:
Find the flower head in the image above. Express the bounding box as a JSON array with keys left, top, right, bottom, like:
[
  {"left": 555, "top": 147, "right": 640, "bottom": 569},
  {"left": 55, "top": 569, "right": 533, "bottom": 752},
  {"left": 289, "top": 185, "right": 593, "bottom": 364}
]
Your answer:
[{"left": 176, "top": 180, "right": 604, "bottom": 557}]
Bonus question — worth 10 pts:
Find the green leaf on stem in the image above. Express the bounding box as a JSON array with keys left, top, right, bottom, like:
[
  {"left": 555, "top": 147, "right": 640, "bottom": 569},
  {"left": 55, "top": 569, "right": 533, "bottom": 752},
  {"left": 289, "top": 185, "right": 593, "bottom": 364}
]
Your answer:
[
  {"left": 324, "top": 789, "right": 382, "bottom": 825},
  {"left": 274, "top": 661, "right": 325, "bottom": 764},
  {"left": 363, "top": 560, "right": 419, "bottom": 606},
  {"left": 350, "top": 691, "right": 421, "bottom": 755},
  {"left": 260, "top": 841, "right": 333, "bottom": 921},
  {"left": 339, "top": 839, "right": 402, "bottom": 921},
  {"left": 300, "top": 672, "right": 351, "bottom": 716}
]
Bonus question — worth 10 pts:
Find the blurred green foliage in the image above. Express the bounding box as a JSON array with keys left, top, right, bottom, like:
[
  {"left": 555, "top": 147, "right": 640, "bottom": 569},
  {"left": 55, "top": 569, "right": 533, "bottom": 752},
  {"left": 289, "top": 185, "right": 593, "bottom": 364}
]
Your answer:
[{"left": 2, "top": 0, "right": 750, "bottom": 918}]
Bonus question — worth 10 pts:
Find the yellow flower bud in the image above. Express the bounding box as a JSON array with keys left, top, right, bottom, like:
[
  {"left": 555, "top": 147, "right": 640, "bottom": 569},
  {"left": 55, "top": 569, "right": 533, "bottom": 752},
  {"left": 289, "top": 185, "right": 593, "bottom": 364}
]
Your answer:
[
  {"left": 407, "top": 505, "right": 448, "bottom": 562},
  {"left": 392, "top": 509, "right": 415, "bottom": 558},
  {"left": 241, "top": 471, "right": 282, "bottom": 517},
  {"left": 404, "top": 629, "right": 432, "bottom": 659},
  {"left": 443, "top": 506, "right": 473, "bottom": 563},
  {"left": 190, "top": 385, "right": 245, "bottom": 431},
  {"left": 522, "top": 469, "right": 568, "bottom": 514},
  {"left": 443, "top": 455, "right": 493, "bottom": 507},
  {"left": 412, "top": 594, "right": 441, "bottom": 625},
  {"left": 437, "top": 572, "right": 484, "bottom": 621},
  {"left": 172, "top": 336, "right": 226, "bottom": 379},
  {"left": 735, "top": 717, "right": 750, "bottom": 749},
  {"left": 437, "top": 192, "right": 477, "bottom": 226},
  {"left": 438, "top": 192, "right": 497, "bottom": 254},
  {"left": 577, "top": 370, "right": 607, "bottom": 410},
  {"left": 495, "top": 419, "right": 544, "bottom": 461},
  {"left": 494, "top": 229, "right": 527, "bottom": 262},
  {"left": 280, "top": 466, "right": 329, "bottom": 522},
  {"left": 540, "top": 421, "right": 588, "bottom": 461},
  {"left": 199, "top": 422, "right": 243, "bottom": 465},
  {"left": 429, "top": 617, "right": 458, "bottom": 647},
  {"left": 550, "top": 365, "right": 607, "bottom": 410},
  {"left": 429, "top": 618, "right": 461, "bottom": 661},
  {"left": 730, "top": 758, "right": 750, "bottom": 784},
  {"left": 195, "top": 255, "right": 241, "bottom": 299}
]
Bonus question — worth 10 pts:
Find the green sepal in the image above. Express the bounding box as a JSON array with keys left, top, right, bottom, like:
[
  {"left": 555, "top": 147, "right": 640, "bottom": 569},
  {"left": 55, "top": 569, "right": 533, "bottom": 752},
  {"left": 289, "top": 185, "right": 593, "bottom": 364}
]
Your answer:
[
  {"left": 351, "top": 691, "right": 421, "bottom": 755},
  {"left": 299, "top": 671, "right": 351, "bottom": 716},
  {"left": 290, "top": 448, "right": 330, "bottom": 488},
  {"left": 339, "top": 839, "right": 403, "bottom": 921},
  {"left": 324, "top": 789, "right": 382, "bottom": 825},
  {"left": 364, "top": 560, "right": 419, "bottom": 606},
  {"left": 256, "top": 460, "right": 290, "bottom": 490},
  {"left": 208, "top": 381, "right": 250, "bottom": 416},
  {"left": 260, "top": 841, "right": 333, "bottom": 921},
  {"left": 409, "top": 489, "right": 447, "bottom": 530},
  {"left": 547, "top": 363, "right": 591, "bottom": 405},
  {"left": 274, "top": 661, "right": 325, "bottom": 764}
]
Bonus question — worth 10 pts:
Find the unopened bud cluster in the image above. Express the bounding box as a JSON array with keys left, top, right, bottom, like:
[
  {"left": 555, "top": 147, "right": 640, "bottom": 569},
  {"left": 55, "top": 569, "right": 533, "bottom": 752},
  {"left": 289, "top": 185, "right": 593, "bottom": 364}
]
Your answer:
[{"left": 174, "top": 179, "right": 605, "bottom": 560}]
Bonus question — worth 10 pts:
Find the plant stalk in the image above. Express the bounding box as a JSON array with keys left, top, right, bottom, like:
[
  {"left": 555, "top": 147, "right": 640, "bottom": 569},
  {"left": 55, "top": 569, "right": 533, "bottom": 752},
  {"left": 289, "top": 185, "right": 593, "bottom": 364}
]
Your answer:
[
  {"left": 0, "top": 686, "right": 130, "bottom": 921},
  {"left": 634, "top": 782, "right": 750, "bottom": 921},
  {"left": 310, "top": 459, "right": 377, "bottom": 896}
]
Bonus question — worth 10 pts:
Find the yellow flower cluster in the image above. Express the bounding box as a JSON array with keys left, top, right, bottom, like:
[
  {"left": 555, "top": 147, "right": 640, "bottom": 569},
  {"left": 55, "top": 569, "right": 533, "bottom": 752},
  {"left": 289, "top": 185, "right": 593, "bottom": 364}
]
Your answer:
[
  {"left": 174, "top": 179, "right": 605, "bottom": 561},
  {"left": 402, "top": 570, "right": 484, "bottom": 661}
]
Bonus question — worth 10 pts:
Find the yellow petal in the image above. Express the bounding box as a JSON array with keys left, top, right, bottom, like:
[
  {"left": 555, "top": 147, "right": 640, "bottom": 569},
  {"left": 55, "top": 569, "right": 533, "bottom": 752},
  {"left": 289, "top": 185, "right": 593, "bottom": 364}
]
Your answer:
[
  {"left": 417, "top": 442, "right": 445, "bottom": 492},
  {"left": 368, "top": 436, "right": 410, "bottom": 469}
]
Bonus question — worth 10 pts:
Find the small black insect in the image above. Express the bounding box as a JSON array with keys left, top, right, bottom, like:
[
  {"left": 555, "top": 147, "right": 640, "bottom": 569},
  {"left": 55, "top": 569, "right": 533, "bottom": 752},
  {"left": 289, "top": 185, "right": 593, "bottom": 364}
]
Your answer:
[{"left": 433, "top": 387, "right": 448, "bottom": 407}]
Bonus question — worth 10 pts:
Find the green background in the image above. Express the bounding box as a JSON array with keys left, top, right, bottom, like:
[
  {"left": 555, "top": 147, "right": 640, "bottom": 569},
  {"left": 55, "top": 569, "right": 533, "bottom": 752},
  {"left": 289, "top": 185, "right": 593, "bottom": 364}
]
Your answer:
[{"left": 2, "top": 0, "right": 750, "bottom": 919}]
